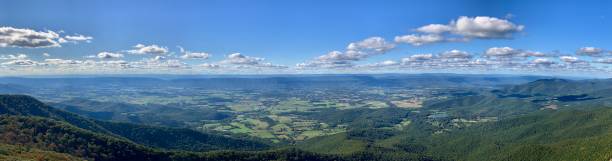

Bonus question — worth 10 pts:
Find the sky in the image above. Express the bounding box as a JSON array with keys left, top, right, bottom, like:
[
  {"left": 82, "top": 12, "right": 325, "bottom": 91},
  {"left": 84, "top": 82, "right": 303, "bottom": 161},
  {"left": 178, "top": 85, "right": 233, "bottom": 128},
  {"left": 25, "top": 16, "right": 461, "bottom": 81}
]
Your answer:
[{"left": 1, "top": 0, "right": 612, "bottom": 76}]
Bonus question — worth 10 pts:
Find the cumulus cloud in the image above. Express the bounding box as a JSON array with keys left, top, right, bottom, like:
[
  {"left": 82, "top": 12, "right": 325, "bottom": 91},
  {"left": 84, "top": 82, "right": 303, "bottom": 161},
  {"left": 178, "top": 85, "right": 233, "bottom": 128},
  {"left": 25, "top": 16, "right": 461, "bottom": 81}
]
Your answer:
[
  {"left": 126, "top": 56, "right": 187, "bottom": 69},
  {"left": 331, "top": 37, "right": 394, "bottom": 61},
  {"left": 440, "top": 50, "right": 471, "bottom": 59},
  {"left": 318, "top": 50, "right": 358, "bottom": 61},
  {"left": 485, "top": 47, "right": 520, "bottom": 57},
  {"left": 152, "top": 55, "right": 166, "bottom": 61},
  {"left": 299, "top": 37, "right": 395, "bottom": 69},
  {"left": 0, "top": 54, "right": 28, "bottom": 60},
  {"left": 155, "top": 59, "right": 185, "bottom": 68},
  {"left": 452, "top": 16, "right": 524, "bottom": 38},
  {"left": 222, "top": 53, "right": 264, "bottom": 65},
  {"left": 0, "top": 27, "right": 93, "bottom": 48},
  {"left": 2, "top": 46, "right": 611, "bottom": 75},
  {"left": 43, "top": 53, "right": 51, "bottom": 57},
  {"left": 484, "top": 47, "right": 546, "bottom": 58},
  {"left": 559, "top": 56, "right": 579, "bottom": 63},
  {"left": 402, "top": 54, "right": 434, "bottom": 63},
  {"left": 44, "top": 59, "right": 82, "bottom": 65},
  {"left": 531, "top": 58, "right": 555, "bottom": 65},
  {"left": 0, "top": 27, "right": 61, "bottom": 48},
  {"left": 1, "top": 59, "right": 39, "bottom": 66},
  {"left": 199, "top": 63, "right": 220, "bottom": 69},
  {"left": 397, "top": 50, "right": 476, "bottom": 71},
  {"left": 415, "top": 24, "right": 453, "bottom": 34},
  {"left": 177, "top": 46, "right": 211, "bottom": 59},
  {"left": 59, "top": 34, "right": 93, "bottom": 44},
  {"left": 220, "top": 53, "right": 286, "bottom": 69},
  {"left": 127, "top": 44, "right": 169, "bottom": 55},
  {"left": 298, "top": 51, "right": 358, "bottom": 69},
  {"left": 395, "top": 16, "right": 524, "bottom": 46},
  {"left": 97, "top": 52, "right": 124, "bottom": 59},
  {"left": 577, "top": 47, "right": 605, "bottom": 56},
  {"left": 379, "top": 60, "right": 399, "bottom": 66},
  {"left": 479, "top": 47, "right": 560, "bottom": 71},
  {"left": 375, "top": 47, "right": 597, "bottom": 73},
  {"left": 180, "top": 52, "right": 210, "bottom": 59},
  {"left": 346, "top": 37, "right": 395, "bottom": 53},
  {"left": 519, "top": 51, "right": 547, "bottom": 57},
  {"left": 360, "top": 60, "right": 399, "bottom": 68},
  {"left": 394, "top": 34, "right": 444, "bottom": 46},
  {"left": 595, "top": 58, "right": 612, "bottom": 64}
]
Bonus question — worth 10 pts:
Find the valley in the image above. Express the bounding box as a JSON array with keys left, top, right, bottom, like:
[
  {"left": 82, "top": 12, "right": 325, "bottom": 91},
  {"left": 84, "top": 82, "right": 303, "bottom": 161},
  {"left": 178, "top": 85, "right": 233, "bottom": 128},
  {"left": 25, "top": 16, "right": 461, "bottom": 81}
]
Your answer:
[{"left": 0, "top": 74, "right": 611, "bottom": 160}]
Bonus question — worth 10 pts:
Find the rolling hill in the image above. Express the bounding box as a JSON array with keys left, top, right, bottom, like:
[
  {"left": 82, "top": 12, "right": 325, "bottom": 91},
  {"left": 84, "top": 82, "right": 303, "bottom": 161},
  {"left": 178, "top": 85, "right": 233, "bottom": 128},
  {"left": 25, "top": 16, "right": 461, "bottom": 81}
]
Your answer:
[
  {"left": 420, "top": 107, "right": 612, "bottom": 161},
  {"left": 0, "top": 95, "right": 268, "bottom": 152}
]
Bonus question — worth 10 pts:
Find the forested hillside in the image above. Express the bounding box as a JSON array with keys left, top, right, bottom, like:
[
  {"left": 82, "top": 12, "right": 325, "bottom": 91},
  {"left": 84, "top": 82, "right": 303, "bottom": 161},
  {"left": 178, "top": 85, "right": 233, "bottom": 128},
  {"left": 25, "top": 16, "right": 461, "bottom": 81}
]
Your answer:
[{"left": 0, "top": 95, "right": 268, "bottom": 152}]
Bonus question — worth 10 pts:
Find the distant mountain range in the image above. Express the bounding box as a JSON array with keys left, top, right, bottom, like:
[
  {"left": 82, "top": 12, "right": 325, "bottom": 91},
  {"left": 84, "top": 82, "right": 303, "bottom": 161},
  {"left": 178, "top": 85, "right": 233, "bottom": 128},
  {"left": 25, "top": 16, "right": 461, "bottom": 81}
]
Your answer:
[{"left": 0, "top": 74, "right": 552, "bottom": 90}]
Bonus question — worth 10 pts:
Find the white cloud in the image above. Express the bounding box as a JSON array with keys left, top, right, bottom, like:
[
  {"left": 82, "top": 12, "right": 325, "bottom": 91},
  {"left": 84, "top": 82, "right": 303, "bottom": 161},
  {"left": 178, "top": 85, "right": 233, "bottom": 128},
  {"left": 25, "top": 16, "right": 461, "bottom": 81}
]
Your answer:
[
  {"left": 180, "top": 52, "right": 210, "bottom": 59},
  {"left": 402, "top": 54, "right": 434, "bottom": 63},
  {"left": 128, "top": 57, "right": 186, "bottom": 69},
  {"left": 452, "top": 16, "right": 524, "bottom": 38},
  {"left": 531, "top": 58, "right": 555, "bottom": 65},
  {"left": 519, "top": 51, "right": 547, "bottom": 57},
  {"left": 595, "top": 58, "right": 612, "bottom": 64},
  {"left": 299, "top": 37, "right": 395, "bottom": 69},
  {"left": 60, "top": 34, "right": 93, "bottom": 43},
  {"left": 0, "top": 54, "right": 28, "bottom": 60},
  {"left": 1, "top": 59, "right": 39, "bottom": 66},
  {"left": 0, "top": 27, "right": 92, "bottom": 48},
  {"left": 0, "top": 27, "right": 61, "bottom": 48},
  {"left": 297, "top": 51, "right": 355, "bottom": 69},
  {"left": 318, "top": 50, "right": 358, "bottom": 61},
  {"left": 220, "top": 53, "right": 286, "bottom": 69},
  {"left": 42, "top": 53, "right": 51, "bottom": 57},
  {"left": 44, "top": 59, "right": 82, "bottom": 65},
  {"left": 394, "top": 34, "right": 444, "bottom": 46},
  {"left": 440, "top": 50, "right": 471, "bottom": 59},
  {"left": 199, "top": 63, "right": 220, "bottom": 69},
  {"left": 222, "top": 53, "right": 264, "bottom": 65},
  {"left": 415, "top": 24, "right": 453, "bottom": 34},
  {"left": 152, "top": 55, "right": 166, "bottom": 61},
  {"left": 395, "top": 16, "right": 524, "bottom": 46},
  {"left": 380, "top": 60, "right": 399, "bottom": 66},
  {"left": 100, "top": 60, "right": 129, "bottom": 65},
  {"left": 361, "top": 60, "right": 399, "bottom": 68},
  {"left": 485, "top": 47, "right": 549, "bottom": 59},
  {"left": 485, "top": 47, "right": 520, "bottom": 57},
  {"left": 559, "top": 56, "right": 579, "bottom": 63},
  {"left": 177, "top": 46, "right": 211, "bottom": 59},
  {"left": 128, "top": 44, "right": 169, "bottom": 55},
  {"left": 346, "top": 37, "right": 395, "bottom": 53},
  {"left": 577, "top": 47, "right": 604, "bottom": 56},
  {"left": 158, "top": 59, "right": 185, "bottom": 68},
  {"left": 97, "top": 52, "right": 124, "bottom": 59}
]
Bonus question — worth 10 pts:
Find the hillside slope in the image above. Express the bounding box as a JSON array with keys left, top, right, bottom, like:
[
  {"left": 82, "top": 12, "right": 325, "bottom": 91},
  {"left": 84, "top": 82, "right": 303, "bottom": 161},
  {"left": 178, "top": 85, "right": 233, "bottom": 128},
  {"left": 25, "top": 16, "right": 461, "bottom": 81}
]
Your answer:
[
  {"left": 416, "top": 107, "right": 612, "bottom": 161},
  {"left": 0, "top": 143, "right": 84, "bottom": 161},
  {"left": 0, "top": 94, "right": 268, "bottom": 151},
  {"left": 0, "top": 94, "right": 353, "bottom": 161}
]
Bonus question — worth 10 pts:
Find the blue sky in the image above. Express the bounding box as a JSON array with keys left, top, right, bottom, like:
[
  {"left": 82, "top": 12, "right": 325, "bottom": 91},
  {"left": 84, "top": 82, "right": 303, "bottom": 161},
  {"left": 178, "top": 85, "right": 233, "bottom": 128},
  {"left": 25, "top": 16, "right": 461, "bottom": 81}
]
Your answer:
[{"left": 1, "top": 0, "right": 611, "bottom": 76}]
